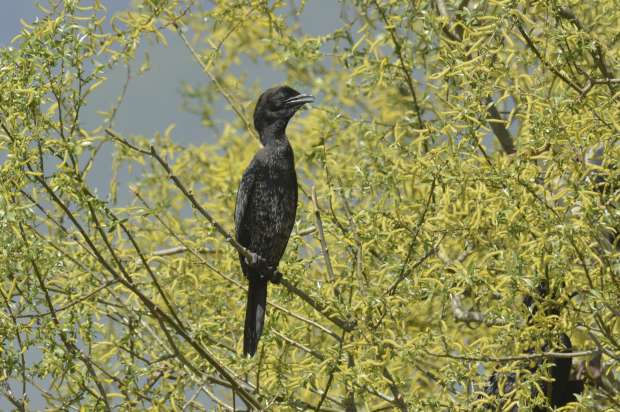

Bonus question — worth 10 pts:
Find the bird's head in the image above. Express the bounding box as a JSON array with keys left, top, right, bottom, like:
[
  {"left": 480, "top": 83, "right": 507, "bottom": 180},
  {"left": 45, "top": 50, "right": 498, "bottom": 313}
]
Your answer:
[{"left": 253, "top": 85, "right": 314, "bottom": 142}]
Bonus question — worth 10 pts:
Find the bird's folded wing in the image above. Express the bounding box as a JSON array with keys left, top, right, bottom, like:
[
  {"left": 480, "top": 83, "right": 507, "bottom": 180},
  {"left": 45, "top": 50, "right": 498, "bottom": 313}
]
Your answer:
[{"left": 234, "top": 158, "right": 259, "bottom": 246}]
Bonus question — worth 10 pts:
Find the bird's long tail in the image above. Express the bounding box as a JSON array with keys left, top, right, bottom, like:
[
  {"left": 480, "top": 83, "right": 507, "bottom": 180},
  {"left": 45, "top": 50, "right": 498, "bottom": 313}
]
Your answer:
[{"left": 243, "top": 277, "right": 268, "bottom": 357}]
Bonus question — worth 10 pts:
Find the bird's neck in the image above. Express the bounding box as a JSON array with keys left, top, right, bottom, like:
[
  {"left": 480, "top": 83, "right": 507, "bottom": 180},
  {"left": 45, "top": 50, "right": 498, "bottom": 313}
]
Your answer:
[{"left": 259, "top": 119, "right": 289, "bottom": 147}]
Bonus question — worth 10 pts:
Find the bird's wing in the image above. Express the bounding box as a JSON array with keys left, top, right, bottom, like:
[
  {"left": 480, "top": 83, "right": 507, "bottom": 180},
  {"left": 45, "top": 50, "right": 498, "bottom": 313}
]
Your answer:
[{"left": 234, "top": 158, "right": 259, "bottom": 246}]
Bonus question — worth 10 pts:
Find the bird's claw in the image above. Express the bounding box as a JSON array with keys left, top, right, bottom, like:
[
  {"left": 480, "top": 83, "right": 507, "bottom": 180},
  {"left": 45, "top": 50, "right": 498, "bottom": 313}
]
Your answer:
[
  {"left": 245, "top": 251, "right": 282, "bottom": 284},
  {"left": 268, "top": 269, "right": 283, "bottom": 284},
  {"left": 257, "top": 267, "right": 282, "bottom": 284}
]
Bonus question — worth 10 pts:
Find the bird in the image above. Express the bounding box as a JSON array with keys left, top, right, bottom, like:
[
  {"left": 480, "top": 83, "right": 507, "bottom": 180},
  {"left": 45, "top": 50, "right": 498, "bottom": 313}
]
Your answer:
[
  {"left": 545, "top": 333, "right": 583, "bottom": 409},
  {"left": 234, "top": 85, "right": 314, "bottom": 357},
  {"left": 483, "top": 283, "right": 584, "bottom": 410},
  {"left": 483, "top": 333, "right": 581, "bottom": 412}
]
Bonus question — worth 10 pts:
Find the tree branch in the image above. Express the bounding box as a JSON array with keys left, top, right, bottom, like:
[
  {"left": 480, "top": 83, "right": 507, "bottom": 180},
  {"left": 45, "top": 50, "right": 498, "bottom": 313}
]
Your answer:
[
  {"left": 29, "top": 168, "right": 262, "bottom": 409},
  {"left": 434, "top": 2, "right": 516, "bottom": 154},
  {"left": 174, "top": 22, "right": 256, "bottom": 139},
  {"left": 131, "top": 188, "right": 345, "bottom": 340},
  {"left": 516, "top": 22, "right": 583, "bottom": 94},
  {"left": 313, "top": 186, "right": 336, "bottom": 283},
  {"left": 485, "top": 99, "right": 516, "bottom": 154},
  {"left": 18, "top": 225, "right": 113, "bottom": 412},
  {"left": 428, "top": 349, "right": 600, "bottom": 362},
  {"left": 109, "top": 128, "right": 355, "bottom": 332},
  {"left": 556, "top": 7, "right": 617, "bottom": 95},
  {"left": 373, "top": 0, "right": 426, "bottom": 150}
]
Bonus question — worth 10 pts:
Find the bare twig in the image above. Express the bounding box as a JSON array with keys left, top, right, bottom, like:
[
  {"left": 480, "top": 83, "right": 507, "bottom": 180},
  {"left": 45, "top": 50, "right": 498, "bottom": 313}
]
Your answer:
[
  {"left": 436, "top": 244, "right": 510, "bottom": 326},
  {"left": 279, "top": 278, "right": 356, "bottom": 332},
  {"left": 316, "top": 329, "right": 347, "bottom": 411},
  {"left": 556, "top": 7, "right": 617, "bottom": 95},
  {"left": 384, "top": 178, "right": 438, "bottom": 296},
  {"left": 149, "top": 245, "right": 213, "bottom": 257},
  {"left": 579, "top": 78, "right": 620, "bottom": 98},
  {"left": 108, "top": 129, "right": 258, "bottom": 264},
  {"left": 174, "top": 24, "right": 256, "bottom": 138},
  {"left": 485, "top": 98, "right": 516, "bottom": 154},
  {"left": 382, "top": 367, "right": 409, "bottom": 412},
  {"left": 145, "top": 226, "right": 315, "bottom": 259},
  {"left": 0, "top": 381, "right": 25, "bottom": 412},
  {"left": 16, "top": 279, "right": 119, "bottom": 320},
  {"left": 0, "top": 288, "right": 27, "bottom": 409},
  {"left": 449, "top": 294, "right": 510, "bottom": 327},
  {"left": 427, "top": 349, "right": 600, "bottom": 362},
  {"left": 19, "top": 225, "right": 113, "bottom": 412},
  {"left": 131, "top": 188, "right": 344, "bottom": 340},
  {"left": 313, "top": 186, "right": 336, "bottom": 283},
  {"left": 29, "top": 172, "right": 261, "bottom": 409},
  {"left": 435, "top": 0, "right": 470, "bottom": 42},
  {"left": 373, "top": 0, "right": 425, "bottom": 151}
]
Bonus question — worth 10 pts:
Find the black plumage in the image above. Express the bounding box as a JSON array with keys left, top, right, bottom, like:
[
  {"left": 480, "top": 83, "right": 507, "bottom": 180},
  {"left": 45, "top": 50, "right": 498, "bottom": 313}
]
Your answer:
[
  {"left": 546, "top": 334, "right": 583, "bottom": 409},
  {"left": 483, "top": 333, "right": 581, "bottom": 411},
  {"left": 234, "top": 85, "right": 314, "bottom": 357},
  {"left": 483, "top": 283, "right": 584, "bottom": 410}
]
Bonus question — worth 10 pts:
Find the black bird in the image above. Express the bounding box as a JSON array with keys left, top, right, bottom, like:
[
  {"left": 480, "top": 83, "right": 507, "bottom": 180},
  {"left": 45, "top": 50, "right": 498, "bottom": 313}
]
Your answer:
[
  {"left": 484, "top": 333, "right": 582, "bottom": 411},
  {"left": 483, "top": 283, "right": 584, "bottom": 410},
  {"left": 234, "top": 85, "right": 314, "bottom": 357}
]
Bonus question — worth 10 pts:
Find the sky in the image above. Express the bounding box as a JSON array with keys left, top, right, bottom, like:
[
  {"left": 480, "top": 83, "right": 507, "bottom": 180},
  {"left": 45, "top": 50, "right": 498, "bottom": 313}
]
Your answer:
[{"left": 0, "top": 1, "right": 342, "bottom": 409}]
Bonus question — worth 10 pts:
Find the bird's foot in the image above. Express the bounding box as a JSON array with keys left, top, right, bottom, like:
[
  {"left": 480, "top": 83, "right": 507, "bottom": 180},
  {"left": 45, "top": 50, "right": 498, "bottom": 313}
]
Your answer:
[
  {"left": 257, "top": 267, "right": 282, "bottom": 284},
  {"left": 268, "top": 269, "right": 283, "bottom": 285},
  {"left": 245, "top": 253, "right": 282, "bottom": 284}
]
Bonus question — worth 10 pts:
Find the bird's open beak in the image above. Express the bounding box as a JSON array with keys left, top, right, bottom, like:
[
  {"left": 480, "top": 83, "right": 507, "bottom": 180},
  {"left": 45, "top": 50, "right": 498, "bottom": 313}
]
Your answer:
[{"left": 283, "top": 93, "right": 315, "bottom": 108}]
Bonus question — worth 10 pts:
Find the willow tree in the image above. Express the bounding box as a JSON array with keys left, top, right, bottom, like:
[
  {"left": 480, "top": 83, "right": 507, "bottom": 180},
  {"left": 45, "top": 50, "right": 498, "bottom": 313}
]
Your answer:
[{"left": 1, "top": 0, "right": 618, "bottom": 410}]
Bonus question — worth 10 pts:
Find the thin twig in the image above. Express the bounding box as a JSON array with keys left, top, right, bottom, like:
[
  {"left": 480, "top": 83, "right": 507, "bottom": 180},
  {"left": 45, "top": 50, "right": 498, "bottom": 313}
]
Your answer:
[
  {"left": 485, "top": 98, "right": 516, "bottom": 154},
  {"left": 556, "top": 7, "right": 617, "bottom": 95},
  {"left": 313, "top": 186, "right": 336, "bottom": 283},
  {"left": 19, "top": 225, "right": 113, "bottom": 412},
  {"left": 0, "top": 289, "right": 27, "bottom": 409},
  {"left": 384, "top": 178, "right": 438, "bottom": 296},
  {"left": 434, "top": 3, "right": 515, "bottom": 154},
  {"left": 427, "top": 349, "right": 600, "bottom": 362},
  {"left": 516, "top": 22, "right": 583, "bottom": 94},
  {"left": 382, "top": 367, "right": 409, "bottom": 412},
  {"left": 107, "top": 129, "right": 257, "bottom": 264},
  {"left": 174, "top": 24, "right": 256, "bottom": 138},
  {"left": 373, "top": 0, "right": 425, "bottom": 152},
  {"left": 279, "top": 278, "right": 356, "bottom": 332},
  {"left": 316, "top": 329, "right": 347, "bottom": 411},
  {"left": 449, "top": 294, "right": 510, "bottom": 327},
  {"left": 31, "top": 173, "right": 262, "bottom": 409},
  {"left": 131, "top": 188, "right": 344, "bottom": 340}
]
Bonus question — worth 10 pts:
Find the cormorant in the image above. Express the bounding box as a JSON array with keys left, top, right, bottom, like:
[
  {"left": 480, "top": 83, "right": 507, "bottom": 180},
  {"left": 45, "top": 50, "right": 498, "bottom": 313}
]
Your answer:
[
  {"left": 483, "top": 283, "right": 584, "bottom": 410},
  {"left": 483, "top": 333, "right": 582, "bottom": 411},
  {"left": 234, "top": 85, "right": 314, "bottom": 357}
]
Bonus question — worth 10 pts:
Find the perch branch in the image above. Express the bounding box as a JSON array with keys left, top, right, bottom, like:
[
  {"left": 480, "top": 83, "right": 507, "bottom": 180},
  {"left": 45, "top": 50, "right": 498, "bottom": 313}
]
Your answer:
[{"left": 108, "top": 129, "right": 355, "bottom": 332}]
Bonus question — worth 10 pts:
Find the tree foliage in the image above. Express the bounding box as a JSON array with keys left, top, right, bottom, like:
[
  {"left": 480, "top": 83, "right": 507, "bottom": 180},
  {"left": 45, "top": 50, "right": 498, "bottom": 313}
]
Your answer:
[{"left": 1, "top": 0, "right": 619, "bottom": 410}]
